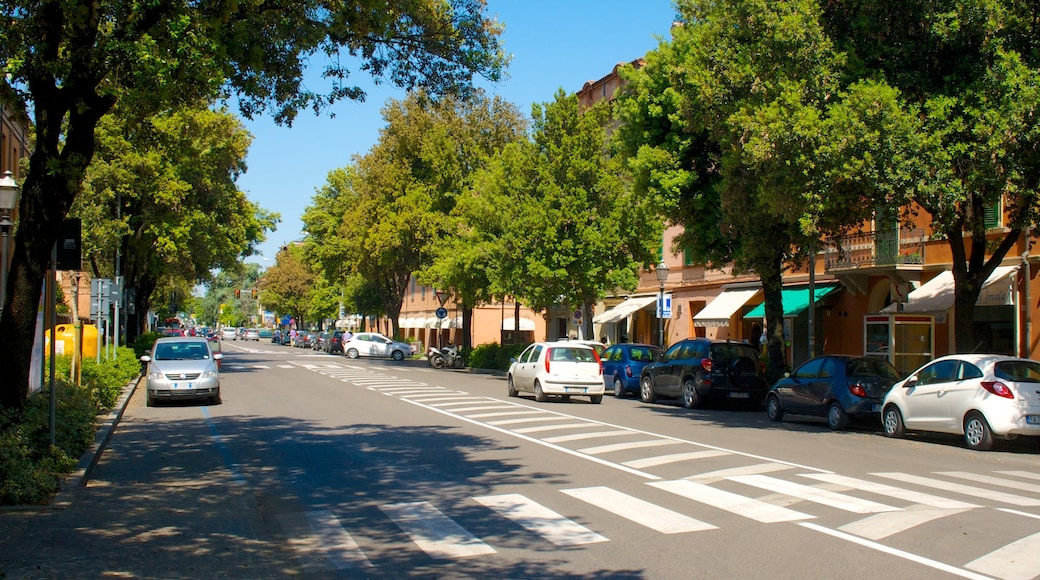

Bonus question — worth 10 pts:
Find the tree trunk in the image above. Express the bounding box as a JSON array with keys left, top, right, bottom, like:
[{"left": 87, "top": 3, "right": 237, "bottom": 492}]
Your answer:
[
  {"left": 461, "top": 304, "right": 473, "bottom": 354},
  {"left": 758, "top": 258, "right": 788, "bottom": 386}
]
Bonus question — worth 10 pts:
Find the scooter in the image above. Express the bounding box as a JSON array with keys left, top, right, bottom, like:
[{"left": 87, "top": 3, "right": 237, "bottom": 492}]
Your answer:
[{"left": 427, "top": 346, "right": 446, "bottom": 369}]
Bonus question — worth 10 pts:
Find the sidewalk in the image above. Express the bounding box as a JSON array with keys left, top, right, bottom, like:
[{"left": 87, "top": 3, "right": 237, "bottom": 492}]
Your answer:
[{"left": 0, "top": 380, "right": 293, "bottom": 578}]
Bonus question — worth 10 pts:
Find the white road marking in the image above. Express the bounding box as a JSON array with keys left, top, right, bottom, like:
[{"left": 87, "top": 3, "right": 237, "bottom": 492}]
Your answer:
[
  {"left": 800, "top": 522, "right": 993, "bottom": 580},
  {"left": 277, "top": 364, "right": 294, "bottom": 369},
  {"left": 513, "top": 423, "right": 601, "bottom": 434},
  {"left": 965, "top": 530, "right": 1040, "bottom": 580},
  {"left": 728, "top": 474, "right": 899, "bottom": 514},
  {"left": 800, "top": 473, "right": 980, "bottom": 509},
  {"left": 937, "top": 471, "right": 1040, "bottom": 495},
  {"left": 253, "top": 364, "right": 270, "bottom": 369},
  {"left": 562, "top": 486, "right": 716, "bottom": 534},
  {"left": 428, "top": 399, "right": 501, "bottom": 407},
  {"left": 580, "top": 439, "right": 684, "bottom": 455},
  {"left": 650, "top": 479, "right": 813, "bottom": 523},
  {"left": 688, "top": 462, "right": 795, "bottom": 483},
  {"left": 474, "top": 494, "right": 608, "bottom": 546},
  {"left": 874, "top": 473, "right": 1040, "bottom": 507},
  {"left": 623, "top": 449, "right": 731, "bottom": 469},
  {"left": 543, "top": 430, "right": 634, "bottom": 443},
  {"left": 488, "top": 416, "right": 576, "bottom": 426},
  {"left": 839, "top": 508, "right": 971, "bottom": 539},
  {"left": 380, "top": 501, "right": 496, "bottom": 559},
  {"left": 466, "top": 410, "right": 548, "bottom": 419},
  {"left": 277, "top": 510, "right": 372, "bottom": 570},
  {"left": 996, "top": 471, "right": 1040, "bottom": 482},
  {"left": 448, "top": 405, "right": 529, "bottom": 413}
]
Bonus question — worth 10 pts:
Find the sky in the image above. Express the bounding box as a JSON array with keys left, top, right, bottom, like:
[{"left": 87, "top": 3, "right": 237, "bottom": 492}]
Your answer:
[{"left": 237, "top": 0, "right": 679, "bottom": 267}]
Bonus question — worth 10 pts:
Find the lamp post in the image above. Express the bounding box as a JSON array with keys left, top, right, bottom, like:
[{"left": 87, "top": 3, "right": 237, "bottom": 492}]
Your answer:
[
  {"left": 0, "top": 170, "right": 20, "bottom": 319},
  {"left": 655, "top": 261, "right": 670, "bottom": 347}
]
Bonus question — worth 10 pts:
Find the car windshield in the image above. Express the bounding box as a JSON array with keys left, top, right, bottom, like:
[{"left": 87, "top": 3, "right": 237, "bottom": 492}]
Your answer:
[
  {"left": 711, "top": 344, "right": 757, "bottom": 360},
  {"left": 994, "top": 360, "right": 1040, "bottom": 383},
  {"left": 846, "top": 358, "right": 901, "bottom": 379},
  {"left": 154, "top": 342, "right": 209, "bottom": 361},
  {"left": 548, "top": 347, "right": 597, "bottom": 362}
]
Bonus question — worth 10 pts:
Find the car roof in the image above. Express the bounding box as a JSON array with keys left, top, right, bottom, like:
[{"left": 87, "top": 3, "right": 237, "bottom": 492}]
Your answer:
[{"left": 154, "top": 336, "right": 210, "bottom": 344}]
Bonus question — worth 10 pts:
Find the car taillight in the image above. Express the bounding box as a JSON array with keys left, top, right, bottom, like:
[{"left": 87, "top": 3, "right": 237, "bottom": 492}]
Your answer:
[
  {"left": 593, "top": 349, "right": 603, "bottom": 375},
  {"left": 545, "top": 349, "right": 552, "bottom": 373},
  {"left": 848, "top": 383, "right": 867, "bottom": 398},
  {"left": 625, "top": 364, "right": 633, "bottom": 377},
  {"left": 701, "top": 358, "right": 712, "bottom": 372},
  {"left": 981, "top": 381, "right": 1014, "bottom": 399}
]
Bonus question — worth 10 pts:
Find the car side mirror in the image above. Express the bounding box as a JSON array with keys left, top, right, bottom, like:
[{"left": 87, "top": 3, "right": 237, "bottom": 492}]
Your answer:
[
  {"left": 139, "top": 355, "right": 151, "bottom": 363},
  {"left": 903, "top": 376, "right": 917, "bottom": 388},
  {"left": 783, "top": 372, "right": 791, "bottom": 378},
  {"left": 213, "top": 353, "right": 224, "bottom": 360},
  {"left": 657, "top": 353, "right": 665, "bottom": 362},
  {"left": 510, "top": 357, "right": 518, "bottom": 363}
]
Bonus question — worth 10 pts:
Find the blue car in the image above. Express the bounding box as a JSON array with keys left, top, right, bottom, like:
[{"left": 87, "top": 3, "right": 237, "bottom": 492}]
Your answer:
[{"left": 602, "top": 343, "right": 661, "bottom": 398}]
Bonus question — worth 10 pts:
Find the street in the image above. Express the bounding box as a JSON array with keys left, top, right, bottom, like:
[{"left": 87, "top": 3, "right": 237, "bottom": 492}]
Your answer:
[{"left": 3, "top": 341, "right": 1040, "bottom": 579}]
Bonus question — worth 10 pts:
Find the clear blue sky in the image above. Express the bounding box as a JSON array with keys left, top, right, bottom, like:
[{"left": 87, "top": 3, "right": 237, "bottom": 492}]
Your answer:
[{"left": 238, "top": 0, "right": 678, "bottom": 267}]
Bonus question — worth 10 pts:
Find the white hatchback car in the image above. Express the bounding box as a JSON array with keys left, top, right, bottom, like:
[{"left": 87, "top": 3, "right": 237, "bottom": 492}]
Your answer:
[
  {"left": 507, "top": 341, "right": 605, "bottom": 404},
  {"left": 342, "top": 332, "right": 413, "bottom": 360},
  {"left": 881, "top": 354, "right": 1040, "bottom": 450}
]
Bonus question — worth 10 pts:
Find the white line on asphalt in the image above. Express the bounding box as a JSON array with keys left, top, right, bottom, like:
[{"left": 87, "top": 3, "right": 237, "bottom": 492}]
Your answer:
[
  {"left": 380, "top": 501, "right": 496, "bottom": 559},
  {"left": 965, "top": 530, "right": 1040, "bottom": 580},
  {"left": 543, "top": 430, "right": 634, "bottom": 443},
  {"left": 474, "top": 494, "right": 608, "bottom": 546},
  {"left": 873, "top": 473, "right": 1040, "bottom": 507},
  {"left": 800, "top": 522, "right": 993, "bottom": 580},
  {"left": 996, "top": 471, "right": 1040, "bottom": 482},
  {"left": 998, "top": 508, "right": 1040, "bottom": 521},
  {"left": 277, "top": 510, "right": 372, "bottom": 570},
  {"left": 688, "top": 462, "right": 795, "bottom": 483},
  {"left": 623, "top": 450, "right": 731, "bottom": 469},
  {"left": 445, "top": 405, "right": 526, "bottom": 413},
  {"left": 649, "top": 479, "right": 813, "bottom": 523},
  {"left": 277, "top": 364, "right": 294, "bottom": 369},
  {"left": 488, "top": 416, "right": 576, "bottom": 426},
  {"left": 426, "top": 398, "right": 501, "bottom": 407},
  {"left": 561, "top": 486, "right": 717, "bottom": 534},
  {"left": 799, "top": 473, "right": 981, "bottom": 509},
  {"left": 408, "top": 396, "right": 486, "bottom": 403},
  {"left": 512, "top": 422, "right": 600, "bottom": 434},
  {"left": 580, "top": 439, "right": 684, "bottom": 455},
  {"left": 937, "top": 471, "right": 1040, "bottom": 495},
  {"left": 465, "top": 410, "right": 548, "bottom": 419},
  {"left": 728, "top": 474, "right": 899, "bottom": 514},
  {"left": 839, "top": 508, "right": 971, "bottom": 540}
]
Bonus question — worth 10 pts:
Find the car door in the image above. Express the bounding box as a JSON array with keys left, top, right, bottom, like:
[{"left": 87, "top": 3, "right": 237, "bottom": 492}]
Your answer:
[
  {"left": 784, "top": 357, "right": 826, "bottom": 414},
  {"left": 901, "top": 359, "right": 959, "bottom": 430},
  {"left": 808, "top": 357, "right": 842, "bottom": 414},
  {"left": 355, "top": 333, "right": 375, "bottom": 356},
  {"left": 601, "top": 346, "right": 620, "bottom": 387},
  {"left": 940, "top": 360, "right": 984, "bottom": 430},
  {"left": 514, "top": 344, "right": 542, "bottom": 392},
  {"left": 654, "top": 342, "right": 688, "bottom": 395}
]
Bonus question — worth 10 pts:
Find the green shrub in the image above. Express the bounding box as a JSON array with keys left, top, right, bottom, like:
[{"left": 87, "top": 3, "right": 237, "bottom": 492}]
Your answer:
[
  {"left": 132, "top": 331, "right": 162, "bottom": 358},
  {"left": 0, "top": 381, "right": 97, "bottom": 505},
  {"left": 468, "top": 342, "right": 528, "bottom": 371},
  {"left": 80, "top": 346, "right": 141, "bottom": 409}
]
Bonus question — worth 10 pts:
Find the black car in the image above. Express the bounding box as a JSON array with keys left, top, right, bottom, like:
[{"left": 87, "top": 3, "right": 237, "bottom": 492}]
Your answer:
[
  {"left": 323, "top": 330, "right": 344, "bottom": 354},
  {"left": 639, "top": 338, "right": 765, "bottom": 408},
  {"left": 294, "top": 331, "right": 313, "bottom": 348},
  {"left": 766, "top": 355, "right": 901, "bottom": 430}
]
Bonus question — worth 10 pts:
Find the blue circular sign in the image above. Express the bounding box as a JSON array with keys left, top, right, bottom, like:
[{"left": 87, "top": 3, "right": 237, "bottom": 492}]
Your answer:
[{"left": 435, "top": 307, "right": 448, "bottom": 319}]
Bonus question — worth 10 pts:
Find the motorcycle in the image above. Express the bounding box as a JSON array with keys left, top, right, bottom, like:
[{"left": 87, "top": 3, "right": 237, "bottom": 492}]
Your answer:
[
  {"left": 427, "top": 346, "right": 446, "bottom": 369},
  {"left": 427, "top": 343, "right": 464, "bottom": 369}
]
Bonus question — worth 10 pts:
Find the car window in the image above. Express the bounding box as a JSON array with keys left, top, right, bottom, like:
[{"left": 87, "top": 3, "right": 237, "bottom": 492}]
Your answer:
[
  {"left": 602, "top": 346, "right": 618, "bottom": 362},
  {"left": 793, "top": 358, "right": 825, "bottom": 379},
  {"left": 529, "top": 345, "right": 544, "bottom": 363},
  {"left": 956, "top": 362, "right": 983, "bottom": 380},
  {"left": 819, "top": 357, "right": 839, "bottom": 379},
  {"left": 629, "top": 346, "right": 654, "bottom": 362},
  {"left": 916, "top": 360, "right": 958, "bottom": 385},
  {"left": 994, "top": 360, "right": 1040, "bottom": 382},
  {"left": 550, "top": 347, "right": 596, "bottom": 362},
  {"left": 712, "top": 344, "right": 756, "bottom": 361},
  {"left": 662, "top": 342, "right": 686, "bottom": 361}
]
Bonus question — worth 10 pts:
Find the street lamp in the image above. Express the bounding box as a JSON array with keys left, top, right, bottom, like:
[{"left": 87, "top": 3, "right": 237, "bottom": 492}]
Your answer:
[
  {"left": 656, "top": 261, "right": 670, "bottom": 347},
  {"left": 0, "top": 170, "right": 20, "bottom": 318}
]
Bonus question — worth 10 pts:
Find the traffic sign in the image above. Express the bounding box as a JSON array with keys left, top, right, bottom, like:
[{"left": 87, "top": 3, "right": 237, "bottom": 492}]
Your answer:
[
  {"left": 657, "top": 293, "right": 672, "bottom": 319},
  {"left": 435, "top": 307, "right": 448, "bottom": 319}
]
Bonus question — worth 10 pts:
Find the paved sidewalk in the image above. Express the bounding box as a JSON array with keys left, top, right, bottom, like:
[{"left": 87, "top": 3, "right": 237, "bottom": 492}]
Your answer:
[{"left": 0, "top": 382, "right": 295, "bottom": 579}]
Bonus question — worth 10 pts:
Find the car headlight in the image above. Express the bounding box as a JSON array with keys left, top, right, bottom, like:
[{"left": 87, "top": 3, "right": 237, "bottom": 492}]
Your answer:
[
  {"left": 147, "top": 371, "right": 163, "bottom": 380},
  {"left": 202, "top": 369, "right": 217, "bottom": 379}
]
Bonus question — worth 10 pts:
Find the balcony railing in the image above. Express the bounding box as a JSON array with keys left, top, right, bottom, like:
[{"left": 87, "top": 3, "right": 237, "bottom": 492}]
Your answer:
[{"left": 823, "top": 229, "right": 925, "bottom": 271}]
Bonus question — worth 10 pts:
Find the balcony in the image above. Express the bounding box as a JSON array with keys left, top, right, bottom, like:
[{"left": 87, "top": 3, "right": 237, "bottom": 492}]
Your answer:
[{"left": 823, "top": 229, "right": 925, "bottom": 292}]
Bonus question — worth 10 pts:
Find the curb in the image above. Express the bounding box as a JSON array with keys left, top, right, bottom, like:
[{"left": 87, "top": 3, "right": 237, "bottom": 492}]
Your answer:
[{"left": 48, "top": 375, "right": 141, "bottom": 509}]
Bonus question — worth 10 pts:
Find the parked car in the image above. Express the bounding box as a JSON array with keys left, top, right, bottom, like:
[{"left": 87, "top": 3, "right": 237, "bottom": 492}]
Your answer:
[
  {"left": 323, "top": 330, "right": 345, "bottom": 354},
  {"left": 271, "top": 329, "right": 283, "bottom": 344},
  {"left": 293, "top": 331, "right": 312, "bottom": 348},
  {"left": 140, "top": 337, "right": 223, "bottom": 406},
  {"left": 160, "top": 327, "right": 184, "bottom": 337},
  {"left": 639, "top": 338, "right": 766, "bottom": 408},
  {"left": 765, "top": 355, "right": 901, "bottom": 430},
  {"left": 244, "top": 328, "right": 261, "bottom": 341},
  {"left": 881, "top": 354, "right": 1040, "bottom": 450},
  {"left": 312, "top": 331, "right": 326, "bottom": 351},
  {"left": 258, "top": 328, "right": 274, "bottom": 341},
  {"left": 342, "top": 332, "right": 412, "bottom": 361},
  {"left": 507, "top": 341, "right": 605, "bottom": 404},
  {"left": 220, "top": 327, "right": 237, "bottom": 341},
  {"left": 602, "top": 343, "right": 661, "bottom": 398}
]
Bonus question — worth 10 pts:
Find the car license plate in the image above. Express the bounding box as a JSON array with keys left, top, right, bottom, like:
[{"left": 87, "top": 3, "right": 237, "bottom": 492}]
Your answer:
[
  {"left": 1027, "top": 415, "right": 1040, "bottom": 425},
  {"left": 171, "top": 382, "right": 194, "bottom": 389},
  {"left": 566, "top": 387, "right": 586, "bottom": 393},
  {"left": 729, "top": 392, "right": 750, "bottom": 399}
]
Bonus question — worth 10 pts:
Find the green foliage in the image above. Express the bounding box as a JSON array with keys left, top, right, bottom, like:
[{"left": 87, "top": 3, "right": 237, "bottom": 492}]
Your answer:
[
  {"left": 467, "top": 342, "right": 528, "bottom": 372},
  {"left": 80, "top": 347, "right": 142, "bottom": 410},
  {"left": 132, "top": 332, "right": 163, "bottom": 358},
  {"left": 0, "top": 382, "right": 97, "bottom": 505}
]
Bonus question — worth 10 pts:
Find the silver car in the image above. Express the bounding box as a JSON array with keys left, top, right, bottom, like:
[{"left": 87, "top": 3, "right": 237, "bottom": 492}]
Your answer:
[
  {"left": 342, "top": 332, "right": 412, "bottom": 361},
  {"left": 141, "top": 337, "right": 223, "bottom": 406}
]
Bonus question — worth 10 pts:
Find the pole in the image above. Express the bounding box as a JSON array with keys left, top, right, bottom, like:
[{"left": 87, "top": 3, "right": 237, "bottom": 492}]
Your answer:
[
  {"left": 0, "top": 213, "right": 10, "bottom": 317},
  {"left": 808, "top": 241, "right": 816, "bottom": 359},
  {"left": 658, "top": 281, "right": 665, "bottom": 348},
  {"left": 48, "top": 243, "right": 57, "bottom": 446}
]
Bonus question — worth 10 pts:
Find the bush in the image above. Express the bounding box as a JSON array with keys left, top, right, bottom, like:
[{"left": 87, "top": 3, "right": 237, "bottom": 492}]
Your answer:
[
  {"left": 132, "top": 331, "right": 162, "bottom": 358},
  {"left": 80, "top": 346, "right": 141, "bottom": 409},
  {"left": 468, "top": 342, "right": 528, "bottom": 371},
  {"left": 0, "top": 381, "right": 97, "bottom": 505}
]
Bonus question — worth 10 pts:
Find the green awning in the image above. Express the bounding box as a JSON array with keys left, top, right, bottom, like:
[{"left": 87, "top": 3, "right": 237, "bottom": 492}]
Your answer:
[{"left": 743, "top": 285, "right": 840, "bottom": 319}]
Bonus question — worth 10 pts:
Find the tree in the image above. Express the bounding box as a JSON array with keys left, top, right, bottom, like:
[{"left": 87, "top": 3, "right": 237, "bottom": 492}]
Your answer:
[
  {"left": 73, "top": 103, "right": 278, "bottom": 342},
  {"left": 257, "top": 246, "right": 317, "bottom": 331},
  {"left": 485, "top": 90, "right": 662, "bottom": 336},
  {"left": 0, "top": 0, "right": 506, "bottom": 409},
  {"left": 820, "top": 0, "right": 1040, "bottom": 352},
  {"left": 615, "top": 0, "right": 851, "bottom": 380}
]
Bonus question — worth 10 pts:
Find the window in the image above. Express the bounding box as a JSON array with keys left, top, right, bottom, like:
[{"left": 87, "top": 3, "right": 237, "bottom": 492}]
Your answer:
[
  {"left": 983, "top": 199, "right": 1002, "bottom": 230},
  {"left": 794, "top": 358, "right": 825, "bottom": 379},
  {"left": 956, "top": 362, "right": 983, "bottom": 380},
  {"left": 916, "top": 360, "right": 958, "bottom": 385}
]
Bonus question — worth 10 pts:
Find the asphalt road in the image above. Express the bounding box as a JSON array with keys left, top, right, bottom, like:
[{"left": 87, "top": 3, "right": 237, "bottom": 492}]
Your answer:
[{"left": 4, "top": 341, "right": 1040, "bottom": 579}]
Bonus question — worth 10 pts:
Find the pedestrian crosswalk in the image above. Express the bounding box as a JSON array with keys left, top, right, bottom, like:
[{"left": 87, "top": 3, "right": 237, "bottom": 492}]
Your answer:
[{"left": 282, "top": 360, "right": 1040, "bottom": 579}]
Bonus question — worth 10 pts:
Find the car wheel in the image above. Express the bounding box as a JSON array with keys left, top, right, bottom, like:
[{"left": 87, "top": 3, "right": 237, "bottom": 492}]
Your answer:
[
  {"left": 146, "top": 392, "right": 156, "bottom": 407},
  {"left": 613, "top": 377, "right": 625, "bottom": 398},
  {"left": 882, "top": 404, "right": 905, "bottom": 438},
  {"left": 346, "top": 348, "right": 360, "bottom": 359},
  {"left": 391, "top": 350, "right": 405, "bottom": 361},
  {"left": 507, "top": 376, "right": 518, "bottom": 397},
  {"left": 766, "top": 394, "right": 784, "bottom": 422},
  {"left": 640, "top": 376, "right": 658, "bottom": 404},
  {"left": 534, "top": 381, "right": 548, "bottom": 402},
  {"left": 827, "top": 401, "right": 849, "bottom": 430},
  {"left": 964, "top": 412, "right": 994, "bottom": 451},
  {"left": 431, "top": 355, "right": 445, "bottom": 369},
  {"left": 590, "top": 395, "right": 603, "bottom": 404},
  {"left": 209, "top": 391, "right": 222, "bottom": 405},
  {"left": 681, "top": 378, "right": 700, "bottom": 409}
]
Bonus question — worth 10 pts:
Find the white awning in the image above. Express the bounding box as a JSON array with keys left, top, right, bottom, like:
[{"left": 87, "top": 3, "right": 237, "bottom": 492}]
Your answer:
[
  {"left": 880, "top": 265, "right": 1018, "bottom": 314},
  {"left": 502, "top": 317, "right": 535, "bottom": 331},
  {"left": 424, "top": 317, "right": 441, "bottom": 328},
  {"left": 693, "top": 288, "right": 760, "bottom": 327},
  {"left": 397, "top": 317, "right": 418, "bottom": 329},
  {"left": 592, "top": 295, "right": 658, "bottom": 324},
  {"left": 440, "top": 316, "right": 462, "bottom": 329}
]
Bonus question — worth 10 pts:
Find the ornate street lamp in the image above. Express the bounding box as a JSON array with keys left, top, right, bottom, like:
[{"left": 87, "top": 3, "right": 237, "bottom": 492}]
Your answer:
[
  {"left": 656, "top": 261, "right": 670, "bottom": 347},
  {"left": 0, "top": 170, "right": 20, "bottom": 318}
]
